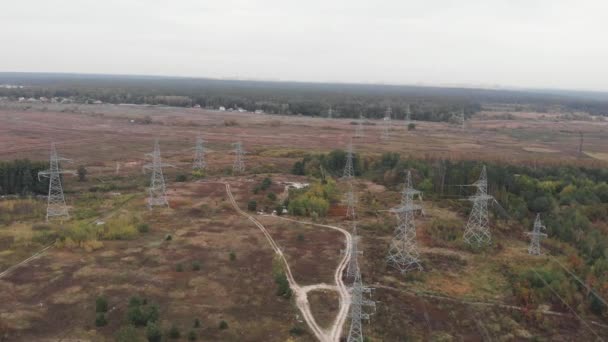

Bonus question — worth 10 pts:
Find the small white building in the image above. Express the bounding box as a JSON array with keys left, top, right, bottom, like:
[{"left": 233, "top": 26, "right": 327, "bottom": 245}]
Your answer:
[{"left": 219, "top": 106, "right": 226, "bottom": 111}]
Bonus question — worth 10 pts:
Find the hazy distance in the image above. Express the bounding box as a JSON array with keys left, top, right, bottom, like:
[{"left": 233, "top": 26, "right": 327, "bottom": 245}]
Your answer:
[{"left": 1, "top": 0, "right": 607, "bottom": 91}]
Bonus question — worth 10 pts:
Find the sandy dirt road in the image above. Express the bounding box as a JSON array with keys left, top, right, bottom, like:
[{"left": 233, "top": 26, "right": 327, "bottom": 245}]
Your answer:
[{"left": 224, "top": 182, "right": 352, "bottom": 342}]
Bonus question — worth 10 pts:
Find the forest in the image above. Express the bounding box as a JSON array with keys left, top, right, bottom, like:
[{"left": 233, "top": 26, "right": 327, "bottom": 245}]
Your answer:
[
  {"left": 0, "top": 159, "right": 50, "bottom": 196},
  {"left": 292, "top": 151, "right": 608, "bottom": 317},
  {"left": 2, "top": 72, "right": 608, "bottom": 119}
]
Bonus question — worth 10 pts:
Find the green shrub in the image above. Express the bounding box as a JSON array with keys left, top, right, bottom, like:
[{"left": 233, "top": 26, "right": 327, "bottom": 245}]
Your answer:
[
  {"left": 267, "top": 192, "right": 277, "bottom": 201},
  {"left": 127, "top": 299, "right": 159, "bottom": 327},
  {"left": 247, "top": 200, "right": 257, "bottom": 211},
  {"left": 229, "top": 251, "right": 236, "bottom": 261},
  {"left": 289, "top": 326, "right": 305, "bottom": 336},
  {"left": 114, "top": 325, "right": 138, "bottom": 342},
  {"left": 146, "top": 322, "right": 162, "bottom": 342},
  {"left": 137, "top": 223, "right": 150, "bottom": 233},
  {"left": 261, "top": 177, "right": 272, "bottom": 190},
  {"left": 168, "top": 324, "right": 181, "bottom": 339},
  {"left": 188, "top": 330, "right": 198, "bottom": 341},
  {"left": 101, "top": 215, "right": 138, "bottom": 240},
  {"left": 95, "top": 313, "right": 107, "bottom": 327},
  {"left": 191, "top": 261, "right": 201, "bottom": 271},
  {"left": 95, "top": 296, "right": 108, "bottom": 313},
  {"left": 175, "top": 174, "right": 188, "bottom": 182},
  {"left": 176, "top": 263, "right": 184, "bottom": 272},
  {"left": 165, "top": 234, "right": 172, "bottom": 241},
  {"left": 219, "top": 320, "right": 228, "bottom": 330},
  {"left": 408, "top": 123, "right": 416, "bottom": 130},
  {"left": 129, "top": 296, "right": 143, "bottom": 307},
  {"left": 274, "top": 270, "right": 292, "bottom": 298},
  {"left": 192, "top": 169, "right": 205, "bottom": 179},
  {"left": 193, "top": 318, "right": 201, "bottom": 328}
]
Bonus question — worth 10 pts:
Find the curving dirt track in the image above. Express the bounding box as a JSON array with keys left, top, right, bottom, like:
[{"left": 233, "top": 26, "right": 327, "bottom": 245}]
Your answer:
[{"left": 223, "top": 182, "right": 352, "bottom": 342}]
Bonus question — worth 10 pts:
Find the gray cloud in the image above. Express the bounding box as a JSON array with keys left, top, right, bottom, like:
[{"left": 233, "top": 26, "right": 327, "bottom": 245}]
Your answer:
[{"left": 1, "top": 0, "right": 607, "bottom": 91}]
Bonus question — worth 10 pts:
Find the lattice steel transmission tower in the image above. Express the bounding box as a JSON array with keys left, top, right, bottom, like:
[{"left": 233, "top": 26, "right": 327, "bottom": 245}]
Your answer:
[
  {"left": 355, "top": 114, "right": 365, "bottom": 138},
  {"left": 143, "top": 139, "right": 173, "bottom": 209},
  {"left": 345, "top": 183, "right": 357, "bottom": 220},
  {"left": 527, "top": 214, "right": 547, "bottom": 255},
  {"left": 192, "top": 134, "right": 206, "bottom": 170},
  {"left": 387, "top": 171, "right": 424, "bottom": 273},
  {"left": 347, "top": 263, "right": 376, "bottom": 342},
  {"left": 460, "top": 110, "right": 466, "bottom": 130},
  {"left": 38, "top": 143, "right": 76, "bottom": 221},
  {"left": 343, "top": 141, "right": 357, "bottom": 219},
  {"left": 382, "top": 106, "right": 392, "bottom": 140},
  {"left": 346, "top": 221, "right": 362, "bottom": 279},
  {"left": 232, "top": 141, "right": 245, "bottom": 174},
  {"left": 404, "top": 104, "right": 412, "bottom": 126},
  {"left": 463, "top": 166, "right": 495, "bottom": 246},
  {"left": 343, "top": 141, "right": 355, "bottom": 180}
]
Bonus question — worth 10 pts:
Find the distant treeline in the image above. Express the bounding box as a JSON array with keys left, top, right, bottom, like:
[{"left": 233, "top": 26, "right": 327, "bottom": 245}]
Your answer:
[
  {"left": 0, "top": 160, "right": 49, "bottom": 195},
  {"left": 2, "top": 73, "right": 608, "bottom": 119}
]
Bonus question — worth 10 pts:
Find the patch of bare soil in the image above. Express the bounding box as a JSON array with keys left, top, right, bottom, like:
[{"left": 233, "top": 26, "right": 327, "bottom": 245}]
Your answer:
[{"left": 308, "top": 289, "right": 340, "bottom": 330}]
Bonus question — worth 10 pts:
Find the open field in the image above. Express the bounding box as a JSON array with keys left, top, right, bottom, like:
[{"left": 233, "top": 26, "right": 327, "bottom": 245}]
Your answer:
[
  {"left": 1, "top": 103, "right": 607, "bottom": 341},
  {"left": 0, "top": 103, "right": 607, "bottom": 168}
]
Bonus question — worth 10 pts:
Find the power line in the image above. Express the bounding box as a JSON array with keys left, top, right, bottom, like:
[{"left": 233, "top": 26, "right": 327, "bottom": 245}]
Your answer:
[
  {"left": 532, "top": 268, "right": 604, "bottom": 341},
  {"left": 549, "top": 255, "right": 608, "bottom": 309}
]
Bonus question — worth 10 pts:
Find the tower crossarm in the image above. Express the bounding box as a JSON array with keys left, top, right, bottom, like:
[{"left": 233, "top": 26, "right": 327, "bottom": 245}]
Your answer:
[
  {"left": 526, "top": 231, "right": 548, "bottom": 237},
  {"left": 143, "top": 162, "right": 174, "bottom": 171},
  {"left": 389, "top": 203, "right": 422, "bottom": 213},
  {"left": 38, "top": 169, "right": 76, "bottom": 179}
]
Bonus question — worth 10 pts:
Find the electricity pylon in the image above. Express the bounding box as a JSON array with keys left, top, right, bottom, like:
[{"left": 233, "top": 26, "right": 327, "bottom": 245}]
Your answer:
[
  {"left": 347, "top": 261, "right": 376, "bottom": 342},
  {"left": 382, "top": 106, "right": 392, "bottom": 140},
  {"left": 404, "top": 104, "right": 411, "bottom": 126},
  {"left": 192, "top": 134, "right": 206, "bottom": 170},
  {"left": 387, "top": 171, "right": 424, "bottom": 273},
  {"left": 345, "top": 183, "right": 357, "bottom": 220},
  {"left": 343, "top": 141, "right": 355, "bottom": 180},
  {"left": 463, "top": 166, "right": 495, "bottom": 246},
  {"left": 346, "top": 221, "right": 362, "bottom": 279},
  {"left": 527, "top": 214, "right": 547, "bottom": 255},
  {"left": 38, "top": 143, "right": 76, "bottom": 221},
  {"left": 232, "top": 141, "right": 245, "bottom": 174},
  {"left": 460, "top": 110, "right": 466, "bottom": 130},
  {"left": 343, "top": 141, "right": 356, "bottom": 219},
  {"left": 355, "top": 114, "right": 365, "bottom": 138},
  {"left": 143, "top": 139, "right": 173, "bottom": 209}
]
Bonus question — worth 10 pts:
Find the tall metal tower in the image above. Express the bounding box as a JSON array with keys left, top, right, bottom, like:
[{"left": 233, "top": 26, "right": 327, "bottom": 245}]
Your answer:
[
  {"left": 382, "top": 106, "right": 392, "bottom": 140},
  {"left": 38, "top": 143, "right": 76, "bottom": 221},
  {"left": 347, "top": 263, "right": 376, "bottom": 342},
  {"left": 404, "top": 104, "right": 412, "bottom": 126},
  {"left": 355, "top": 114, "right": 365, "bottom": 138},
  {"left": 346, "top": 221, "right": 362, "bottom": 278},
  {"left": 343, "top": 141, "right": 355, "bottom": 180},
  {"left": 345, "top": 183, "right": 357, "bottom": 220},
  {"left": 232, "top": 141, "right": 245, "bottom": 174},
  {"left": 387, "top": 171, "right": 424, "bottom": 273},
  {"left": 192, "top": 134, "right": 206, "bottom": 170},
  {"left": 343, "top": 141, "right": 356, "bottom": 219},
  {"left": 328, "top": 106, "right": 333, "bottom": 119},
  {"left": 527, "top": 214, "right": 547, "bottom": 255},
  {"left": 143, "top": 139, "right": 173, "bottom": 209},
  {"left": 463, "top": 166, "right": 495, "bottom": 246},
  {"left": 460, "top": 110, "right": 466, "bottom": 130}
]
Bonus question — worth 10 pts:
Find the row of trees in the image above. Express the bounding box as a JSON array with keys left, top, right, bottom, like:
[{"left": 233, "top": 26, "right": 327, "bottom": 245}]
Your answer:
[{"left": 0, "top": 159, "right": 49, "bottom": 195}]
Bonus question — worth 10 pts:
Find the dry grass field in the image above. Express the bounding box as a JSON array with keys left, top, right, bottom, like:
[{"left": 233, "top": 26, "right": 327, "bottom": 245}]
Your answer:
[{"left": 0, "top": 103, "right": 607, "bottom": 341}]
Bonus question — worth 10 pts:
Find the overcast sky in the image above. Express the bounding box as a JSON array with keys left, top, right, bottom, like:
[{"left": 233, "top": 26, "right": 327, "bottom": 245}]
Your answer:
[{"left": 1, "top": 1, "right": 607, "bottom": 91}]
